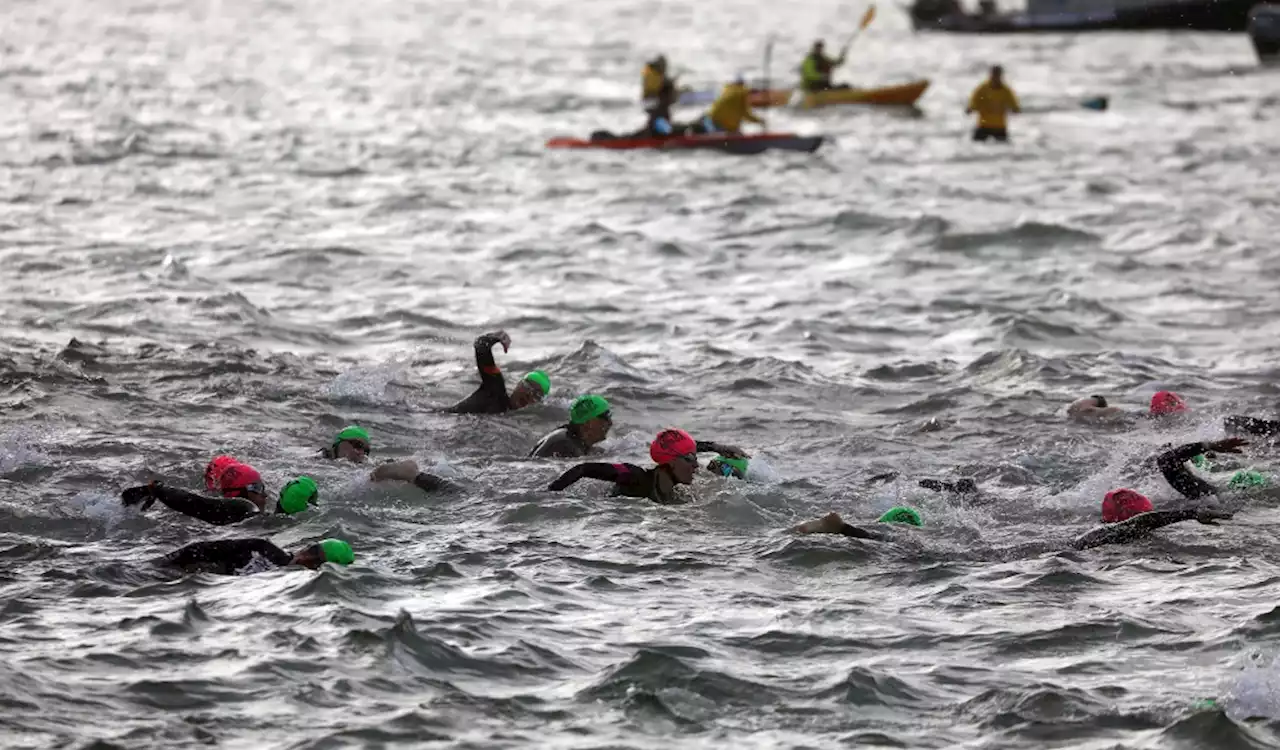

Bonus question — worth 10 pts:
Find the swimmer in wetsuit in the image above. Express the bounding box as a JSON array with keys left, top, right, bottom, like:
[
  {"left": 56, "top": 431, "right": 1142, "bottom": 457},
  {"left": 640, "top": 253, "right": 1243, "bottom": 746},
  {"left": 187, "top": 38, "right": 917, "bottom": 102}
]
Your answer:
[
  {"left": 163, "top": 537, "right": 354, "bottom": 576},
  {"left": 792, "top": 491, "right": 1231, "bottom": 553},
  {"left": 530, "top": 395, "right": 613, "bottom": 459},
  {"left": 547, "top": 428, "right": 749, "bottom": 505},
  {"left": 322, "top": 424, "right": 449, "bottom": 492},
  {"left": 448, "top": 331, "right": 550, "bottom": 415},
  {"left": 1156, "top": 437, "right": 1268, "bottom": 500},
  {"left": 122, "top": 461, "right": 318, "bottom": 524}
]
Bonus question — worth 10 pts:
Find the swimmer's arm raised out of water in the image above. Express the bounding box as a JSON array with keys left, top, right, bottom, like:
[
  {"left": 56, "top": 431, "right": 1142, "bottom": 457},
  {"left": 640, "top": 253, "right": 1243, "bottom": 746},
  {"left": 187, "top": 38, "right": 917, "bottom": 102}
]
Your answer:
[
  {"left": 122, "top": 483, "right": 260, "bottom": 525},
  {"left": 448, "top": 331, "right": 512, "bottom": 414},
  {"left": 1069, "top": 507, "right": 1232, "bottom": 551},
  {"left": 1226, "top": 415, "right": 1280, "bottom": 439},
  {"left": 1158, "top": 438, "right": 1247, "bottom": 500},
  {"left": 694, "top": 441, "right": 749, "bottom": 459}
]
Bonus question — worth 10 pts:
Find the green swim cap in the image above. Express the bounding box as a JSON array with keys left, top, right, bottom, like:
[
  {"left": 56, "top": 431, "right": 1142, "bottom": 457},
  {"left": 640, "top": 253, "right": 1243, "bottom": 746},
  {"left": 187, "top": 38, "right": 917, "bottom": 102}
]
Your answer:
[
  {"left": 570, "top": 394, "right": 611, "bottom": 424},
  {"left": 1229, "top": 470, "right": 1267, "bottom": 489},
  {"left": 1191, "top": 454, "right": 1213, "bottom": 471},
  {"left": 278, "top": 476, "right": 318, "bottom": 515},
  {"left": 713, "top": 456, "right": 749, "bottom": 478},
  {"left": 318, "top": 538, "right": 354, "bottom": 565},
  {"left": 524, "top": 370, "right": 551, "bottom": 396},
  {"left": 878, "top": 506, "right": 923, "bottom": 527},
  {"left": 334, "top": 425, "right": 370, "bottom": 447}
]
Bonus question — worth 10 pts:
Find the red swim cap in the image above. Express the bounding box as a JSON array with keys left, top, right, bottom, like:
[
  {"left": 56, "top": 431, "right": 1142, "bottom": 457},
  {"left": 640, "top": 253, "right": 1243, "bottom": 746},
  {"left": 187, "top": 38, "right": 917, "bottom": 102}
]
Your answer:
[
  {"left": 1102, "top": 488, "right": 1153, "bottom": 523},
  {"left": 650, "top": 428, "right": 697, "bottom": 465},
  {"left": 204, "top": 455, "right": 240, "bottom": 492},
  {"left": 219, "top": 463, "right": 263, "bottom": 496},
  {"left": 1150, "top": 391, "right": 1188, "bottom": 416}
]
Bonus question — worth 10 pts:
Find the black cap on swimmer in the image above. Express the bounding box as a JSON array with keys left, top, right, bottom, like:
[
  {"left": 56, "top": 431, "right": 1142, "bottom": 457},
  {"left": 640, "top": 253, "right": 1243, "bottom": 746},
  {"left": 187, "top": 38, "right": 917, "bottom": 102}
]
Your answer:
[{"left": 1090, "top": 395, "right": 1108, "bottom": 408}]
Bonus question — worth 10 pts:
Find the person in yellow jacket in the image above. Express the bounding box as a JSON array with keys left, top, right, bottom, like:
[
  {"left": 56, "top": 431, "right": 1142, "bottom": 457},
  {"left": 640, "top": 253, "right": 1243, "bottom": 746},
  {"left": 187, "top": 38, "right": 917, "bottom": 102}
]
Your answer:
[
  {"left": 800, "top": 40, "right": 847, "bottom": 93},
  {"left": 642, "top": 56, "right": 671, "bottom": 100},
  {"left": 966, "top": 65, "right": 1021, "bottom": 142},
  {"left": 692, "top": 76, "right": 764, "bottom": 134}
]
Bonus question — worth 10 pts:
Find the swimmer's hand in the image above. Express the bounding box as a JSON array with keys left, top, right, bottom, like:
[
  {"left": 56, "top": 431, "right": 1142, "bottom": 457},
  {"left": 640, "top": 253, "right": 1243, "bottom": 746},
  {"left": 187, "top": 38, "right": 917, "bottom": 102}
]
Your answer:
[
  {"left": 121, "top": 482, "right": 158, "bottom": 510},
  {"left": 484, "top": 330, "right": 512, "bottom": 353},
  {"left": 1208, "top": 438, "right": 1248, "bottom": 454},
  {"left": 711, "top": 444, "right": 750, "bottom": 459},
  {"left": 1195, "top": 507, "right": 1233, "bottom": 525}
]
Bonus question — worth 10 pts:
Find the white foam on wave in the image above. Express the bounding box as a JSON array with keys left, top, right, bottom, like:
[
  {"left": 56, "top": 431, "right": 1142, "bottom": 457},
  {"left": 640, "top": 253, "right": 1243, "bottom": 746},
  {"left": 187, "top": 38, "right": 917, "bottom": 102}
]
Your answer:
[{"left": 0, "top": 425, "right": 52, "bottom": 475}]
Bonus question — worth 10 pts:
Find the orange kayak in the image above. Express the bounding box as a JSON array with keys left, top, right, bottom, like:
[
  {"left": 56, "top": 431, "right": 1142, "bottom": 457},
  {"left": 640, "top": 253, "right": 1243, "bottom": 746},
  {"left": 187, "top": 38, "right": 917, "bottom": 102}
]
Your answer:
[
  {"left": 799, "top": 80, "right": 931, "bottom": 109},
  {"left": 745, "top": 80, "right": 931, "bottom": 109}
]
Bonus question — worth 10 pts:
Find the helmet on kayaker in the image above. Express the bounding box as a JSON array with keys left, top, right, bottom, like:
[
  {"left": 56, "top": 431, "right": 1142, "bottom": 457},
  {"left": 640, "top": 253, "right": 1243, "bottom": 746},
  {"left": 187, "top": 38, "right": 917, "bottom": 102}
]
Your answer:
[{"left": 813, "top": 39, "right": 825, "bottom": 50}]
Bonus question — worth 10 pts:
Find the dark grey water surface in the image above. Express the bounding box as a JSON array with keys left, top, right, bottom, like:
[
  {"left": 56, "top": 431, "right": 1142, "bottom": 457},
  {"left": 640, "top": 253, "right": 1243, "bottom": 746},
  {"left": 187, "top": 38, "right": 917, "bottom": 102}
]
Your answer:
[{"left": 4, "top": 0, "right": 1280, "bottom": 747}]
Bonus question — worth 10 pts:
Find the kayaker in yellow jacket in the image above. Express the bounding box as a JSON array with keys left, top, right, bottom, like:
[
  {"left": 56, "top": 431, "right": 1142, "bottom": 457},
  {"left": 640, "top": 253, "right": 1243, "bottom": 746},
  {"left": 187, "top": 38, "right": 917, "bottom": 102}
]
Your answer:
[
  {"left": 693, "top": 77, "right": 764, "bottom": 134},
  {"left": 642, "top": 56, "right": 670, "bottom": 99},
  {"left": 800, "top": 40, "right": 847, "bottom": 93},
  {"left": 966, "top": 65, "right": 1020, "bottom": 142}
]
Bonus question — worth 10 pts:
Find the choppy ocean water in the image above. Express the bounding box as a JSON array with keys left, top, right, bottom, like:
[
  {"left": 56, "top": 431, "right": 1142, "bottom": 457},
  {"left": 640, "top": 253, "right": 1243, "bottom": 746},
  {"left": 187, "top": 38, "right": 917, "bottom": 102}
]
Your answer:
[{"left": 4, "top": 0, "right": 1280, "bottom": 747}]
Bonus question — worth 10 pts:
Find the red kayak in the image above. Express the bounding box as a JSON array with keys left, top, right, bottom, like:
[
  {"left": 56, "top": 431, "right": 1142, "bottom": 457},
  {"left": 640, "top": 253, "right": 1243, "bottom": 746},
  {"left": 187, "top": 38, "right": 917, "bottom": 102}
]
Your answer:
[{"left": 546, "top": 132, "right": 825, "bottom": 154}]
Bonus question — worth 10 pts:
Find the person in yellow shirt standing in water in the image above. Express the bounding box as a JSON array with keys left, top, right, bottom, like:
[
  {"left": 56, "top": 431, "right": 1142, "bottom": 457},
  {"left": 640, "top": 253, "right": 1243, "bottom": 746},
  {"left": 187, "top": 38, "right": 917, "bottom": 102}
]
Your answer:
[
  {"left": 691, "top": 75, "right": 764, "bottom": 134},
  {"left": 966, "top": 65, "right": 1020, "bottom": 142}
]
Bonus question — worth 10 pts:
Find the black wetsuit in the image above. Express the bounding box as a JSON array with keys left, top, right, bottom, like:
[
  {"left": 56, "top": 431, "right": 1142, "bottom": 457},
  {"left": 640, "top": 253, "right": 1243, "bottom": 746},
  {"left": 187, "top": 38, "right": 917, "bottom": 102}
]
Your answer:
[
  {"left": 547, "top": 441, "right": 731, "bottom": 504},
  {"left": 530, "top": 425, "right": 593, "bottom": 459},
  {"left": 548, "top": 462, "right": 679, "bottom": 504},
  {"left": 1226, "top": 415, "right": 1280, "bottom": 439},
  {"left": 448, "top": 333, "right": 512, "bottom": 415},
  {"left": 163, "top": 539, "right": 293, "bottom": 576},
  {"left": 834, "top": 508, "right": 1209, "bottom": 553},
  {"left": 123, "top": 484, "right": 264, "bottom": 525},
  {"left": 1157, "top": 441, "right": 1220, "bottom": 500}
]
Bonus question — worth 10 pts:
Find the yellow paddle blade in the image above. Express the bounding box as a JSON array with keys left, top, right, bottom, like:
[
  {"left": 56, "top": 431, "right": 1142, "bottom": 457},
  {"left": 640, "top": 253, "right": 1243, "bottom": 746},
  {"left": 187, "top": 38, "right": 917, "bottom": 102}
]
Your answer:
[{"left": 860, "top": 4, "right": 877, "bottom": 28}]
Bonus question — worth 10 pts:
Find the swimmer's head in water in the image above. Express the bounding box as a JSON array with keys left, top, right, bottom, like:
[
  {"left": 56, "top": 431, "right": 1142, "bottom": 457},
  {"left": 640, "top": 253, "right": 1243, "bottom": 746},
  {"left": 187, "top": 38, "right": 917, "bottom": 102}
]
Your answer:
[
  {"left": 277, "top": 476, "right": 318, "bottom": 515},
  {"left": 1150, "top": 391, "right": 1188, "bottom": 416},
  {"left": 1229, "top": 470, "right": 1267, "bottom": 489},
  {"left": 511, "top": 371, "right": 550, "bottom": 409},
  {"left": 220, "top": 463, "right": 267, "bottom": 509},
  {"left": 204, "top": 455, "right": 240, "bottom": 492},
  {"left": 570, "top": 394, "right": 613, "bottom": 444},
  {"left": 293, "top": 538, "right": 354, "bottom": 569},
  {"left": 878, "top": 507, "right": 923, "bottom": 526},
  {"left": 333, "top": 425, "right": 371, "bottom": 462},
  {"left": 1102, "top": 488, "right": 1152, "bottom": 523},
  {"left": 570, "top": 395, "right": 610, "bottom": 424},
  {"left": 1090, "top": 395, "right": 1108, "bottom": 408},
  {"left": 708, "top": 456, "right": 749, "bottom": 479},
  {"left": 651, "top": 428, "right": 698, "bottom": 483}
]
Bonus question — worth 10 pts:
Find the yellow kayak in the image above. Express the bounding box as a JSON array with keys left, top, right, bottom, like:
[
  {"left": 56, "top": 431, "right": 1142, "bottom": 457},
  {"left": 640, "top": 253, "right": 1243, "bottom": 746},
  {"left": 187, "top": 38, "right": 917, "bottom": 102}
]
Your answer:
[{"left": 797, "top": 80, "right": 931, "bottom": 109}]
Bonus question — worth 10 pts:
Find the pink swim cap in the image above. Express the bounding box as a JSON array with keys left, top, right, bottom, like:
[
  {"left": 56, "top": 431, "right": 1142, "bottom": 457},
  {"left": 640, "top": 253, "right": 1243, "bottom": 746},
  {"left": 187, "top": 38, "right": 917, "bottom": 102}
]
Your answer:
[
  {"left": 204, "top": 455, "right": 240, "bottom": 492},
  {"left": 650, "top": 428, "right": 697, "bottom": 465},
  {"left": 1150, "top": 391, "right": 1188, "bottom": 416},
  {"left": 218, "top": 463, "right": 263, "bottom": 497},
  {"left": 1102, "top": 489, "right": 1153, "bottom": 523}
]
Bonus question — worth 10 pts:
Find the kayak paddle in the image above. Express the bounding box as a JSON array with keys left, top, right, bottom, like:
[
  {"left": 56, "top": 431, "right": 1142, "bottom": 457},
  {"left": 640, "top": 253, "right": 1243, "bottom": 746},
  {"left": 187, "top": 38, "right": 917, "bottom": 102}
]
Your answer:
[
  {"left": 1021, "top": 95, "right": 1110, "bottom": 113},
  {"left": 840, "top": 5, "right": 878, "bottom": 58},
  {"left": 761, "top": 35, "right": 775, "bottom": 130}
]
